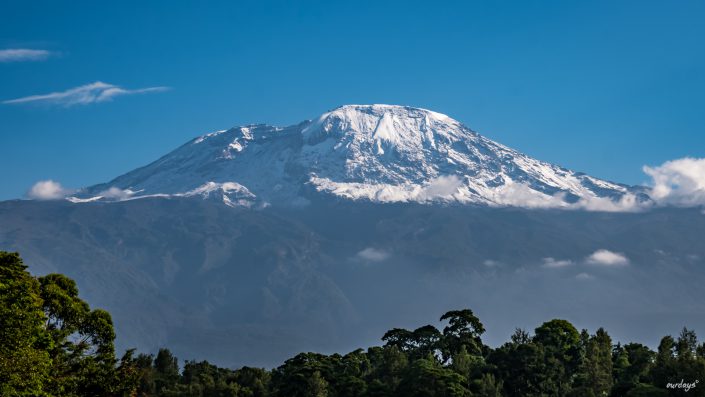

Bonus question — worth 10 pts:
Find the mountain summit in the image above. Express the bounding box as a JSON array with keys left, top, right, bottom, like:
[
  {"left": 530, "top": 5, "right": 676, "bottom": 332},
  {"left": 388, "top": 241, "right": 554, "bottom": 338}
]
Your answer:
[{"left": 77, "top": 105, "right": 645, "bottom": 209}]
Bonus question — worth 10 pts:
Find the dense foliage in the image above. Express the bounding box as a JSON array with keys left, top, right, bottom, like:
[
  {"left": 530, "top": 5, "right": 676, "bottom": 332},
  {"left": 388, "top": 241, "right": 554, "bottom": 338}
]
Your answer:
[
  {"left": 0, "top": 251, "right": 136, "bottom": 396},
  {"left": 2, "top": 251, "right": 704, "bottom": 396}
]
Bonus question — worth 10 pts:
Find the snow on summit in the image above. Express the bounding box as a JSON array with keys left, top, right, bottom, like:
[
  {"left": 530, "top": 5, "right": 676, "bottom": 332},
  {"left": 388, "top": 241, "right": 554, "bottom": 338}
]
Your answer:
[{"left": 74, "top": 104, "right": 647, "bottom": 210}]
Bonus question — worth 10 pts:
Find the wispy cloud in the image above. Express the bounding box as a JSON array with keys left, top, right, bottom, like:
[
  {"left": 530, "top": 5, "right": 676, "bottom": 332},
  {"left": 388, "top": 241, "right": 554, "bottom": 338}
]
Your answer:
[
  {"left": 541, "top": 257, "right": 573, "bottom": 268},
  {"left": 355, "top": 247, "right": 391, "bottom": 262},
  {"left": 3, "top": 81, "right": 170, "bottom": 107},
  {"left": 575, "top": 272, "right": 595, "bottom": 280},
  {"left": 27, "top": 180, "right": 73, "bottom": 200},
  {"left": 586, "top": 249, "right": 629, "bottom": 266},
  {"left": 0, "top": 48, "right": 52, "bottom": 62}
]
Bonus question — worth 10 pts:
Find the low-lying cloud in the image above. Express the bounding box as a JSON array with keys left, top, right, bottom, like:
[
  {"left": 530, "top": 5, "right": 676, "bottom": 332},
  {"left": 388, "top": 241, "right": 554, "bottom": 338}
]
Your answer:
[
  {"left": 3, "top": 81, "right": 170, "bottom": 107},
  {"left": 27, "top": 180, "right": 72, "bottom": 200},
  {"left": 586, "top": 249, "right": 629, "bottom": 266},
  {"left": 494, "top": 157, "right": 705, "bottom": 213},
  {"left": 99, "top": 187, "right": 136, "bottom": 200},
  {"left": 418, "top": 175, "right": 464, "bottom": 200},
  {"left": 491, "top": 181, "right": 644, "bottom": 213},
  {"left": 0, "top": 48, "right": 52, "bottom": 62},
  {"left": 644, "top": 157, "right": 705, "bottom": 207},
  {"left": 573, "top": 193, "right": 644, "bottom": 212},
  {"left": 311, "top": 175, "right": 463, "bottom": 203},
  {"left": 355, "top": 247, "right": 391, "bottom": 262},
  {"left": 493, "top": 182, "right": 568, "bottom": 209},
  {"left": 541, "top": 257, "right": 573, "bottom": 268},
  {"left": 575, "top": 272, "right": 595, "bottom": 280}
]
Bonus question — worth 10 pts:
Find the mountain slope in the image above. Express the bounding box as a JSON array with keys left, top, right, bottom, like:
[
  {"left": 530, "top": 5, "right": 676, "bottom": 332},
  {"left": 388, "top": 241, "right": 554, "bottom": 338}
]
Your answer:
[
  {"left": 76, "top": 105, "right": 646, "bottom": 209},
  {"left": 2, "top": 198, "right": 704, "bottom": 368}
]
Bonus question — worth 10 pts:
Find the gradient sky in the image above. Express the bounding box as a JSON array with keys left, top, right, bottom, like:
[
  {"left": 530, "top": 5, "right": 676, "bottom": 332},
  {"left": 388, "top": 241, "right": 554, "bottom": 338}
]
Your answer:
[{"left": 1, "top": 0, "right": 704, "bottom": 200}]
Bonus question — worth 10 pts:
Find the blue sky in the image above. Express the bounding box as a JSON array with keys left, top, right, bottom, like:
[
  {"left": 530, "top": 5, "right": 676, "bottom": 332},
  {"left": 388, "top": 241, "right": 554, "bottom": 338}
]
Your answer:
[{"left": 1, "top": 0, "right": 704, "bottom": 200}]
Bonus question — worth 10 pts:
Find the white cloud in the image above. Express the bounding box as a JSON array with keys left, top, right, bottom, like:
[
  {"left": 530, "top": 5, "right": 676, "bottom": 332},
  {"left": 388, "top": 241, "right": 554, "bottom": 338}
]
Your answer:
[
  {"left": 27, "top": 180, "right": 72, "bottom": 200},
  {"left": 355, "top": 247, "right": 390, "bottom": 262},
  {"left": 492, "top": 182, "right": 645, "bottom": 212},
  {"left": 541, "top": 257, "right": 573, "bottom": 268},
  {"left": 3, "top": 81, "right": 170, "bottom": 107},
  {"left": 643, "top": 157, "right": 705, "bottom": 207},
  {"left": 311, "top": 175, "right": 463, "bottom": 203},
  {"left": 418, "top": 175, "right": 463, "bottom": 200},
  {"left": 492, "top": 182, "right": 569, "bottom": 209},
  {"left": 483, "top": 259, "right": 501, "bottom": 267},
  {"left": 575, "top": 272, "right": 595, "bottom": 280},
  {"left": 573, "top": 193, "right": 645, "bottom": 212},
  {"left": 314, "top": 157, "right": 705, "bottom": 212},
  {"left": 0, "top": 49, "right": 52, "bottom": 62},
  {"left": 99, "top": 187, "right": 136, "bottom": 200},
  {"left": 586, "top": 249, "right": 629, "bottom": 266}
]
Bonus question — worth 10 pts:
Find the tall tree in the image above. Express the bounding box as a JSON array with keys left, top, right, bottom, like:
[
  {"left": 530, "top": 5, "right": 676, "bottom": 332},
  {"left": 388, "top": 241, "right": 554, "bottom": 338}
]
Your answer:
[
  {"left": 440, "top": 309, "right": 486, "bottom": 361},
  {"left": 589, "top": 328, "right": 614, "bottom": 396},
  {"left": 533, "top": 319, "right": 581, "bottom": 396},
  {"left": 38, "top": 273, "right": 119, "bottom": 396},
  {"left": 0, "top": 251, "right": 133, "bottom": 396},
  {"left": 154, "top": 348, "right": 180, "bottom": 394},
  {"left": 0, "top": 251, "right": 52, "bottom": 396}
]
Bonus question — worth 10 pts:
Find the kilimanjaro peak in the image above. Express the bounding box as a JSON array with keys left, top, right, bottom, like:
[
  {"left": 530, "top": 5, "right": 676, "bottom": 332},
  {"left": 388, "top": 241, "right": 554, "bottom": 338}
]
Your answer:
[{"left": 76, "top": 104, "right": 646, "bottom": 210}]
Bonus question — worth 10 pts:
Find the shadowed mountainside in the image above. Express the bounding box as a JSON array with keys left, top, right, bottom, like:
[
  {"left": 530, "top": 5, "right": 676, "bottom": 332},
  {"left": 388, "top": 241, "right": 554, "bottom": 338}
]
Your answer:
[{"left": 1, "top": 197, "right": 704, "bottom": 367}]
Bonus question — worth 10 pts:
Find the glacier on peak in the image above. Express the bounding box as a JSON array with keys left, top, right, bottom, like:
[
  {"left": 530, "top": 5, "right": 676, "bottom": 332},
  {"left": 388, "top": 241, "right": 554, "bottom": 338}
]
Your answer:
[{"left": 72, "top": 104, "right": 647, "bottom": 210}]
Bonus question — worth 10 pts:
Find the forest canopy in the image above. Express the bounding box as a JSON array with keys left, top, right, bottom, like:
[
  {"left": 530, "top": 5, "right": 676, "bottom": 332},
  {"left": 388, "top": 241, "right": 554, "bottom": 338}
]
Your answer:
[{"left": 1, "top": 251, "right": 704, "bottom": 396}]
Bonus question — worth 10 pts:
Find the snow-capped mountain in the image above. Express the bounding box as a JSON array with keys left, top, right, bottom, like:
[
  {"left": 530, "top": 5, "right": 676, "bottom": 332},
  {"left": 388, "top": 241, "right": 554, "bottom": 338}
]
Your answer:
[
  {"left": 76, "top": 104, "right": 646, "bottom": 209},
  {"left": 7, "top": 104, "right": 702, "bottom": 369}
]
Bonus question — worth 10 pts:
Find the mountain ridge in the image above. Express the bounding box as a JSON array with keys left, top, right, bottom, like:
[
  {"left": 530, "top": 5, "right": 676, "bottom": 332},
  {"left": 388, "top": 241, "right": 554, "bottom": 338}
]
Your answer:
[{"left": 73, "top": 104, "right": 648, "bottom": 210}]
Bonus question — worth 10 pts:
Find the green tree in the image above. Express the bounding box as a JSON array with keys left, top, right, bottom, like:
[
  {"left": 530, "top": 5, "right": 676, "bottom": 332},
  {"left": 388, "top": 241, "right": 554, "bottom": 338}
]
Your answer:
[
  {"left": 588, "top": 328, "right": 613, "bottom": 396},
  {"left": 475, "top": 373, "right": 503, "bottom": 397},
  {"left": 38, "top": 273, "right": 120, "bottom": 396},
  {"left": 381, "top": 328, "right": 414, "bottom": 352},
  {"left": 440, "top": 309, "right": 486, "bottom": 359},
  {"left": 397, "top": 355, "right": 470, "bottom": 397},
  {"left": 0, "top": 251, "right": 52, "bottom": 396},
  {"left": 489, "top": 337, "right": 552, "bottom": 397},
  {"left": 533, "top": 319, "right": 581, "bottom": 396},
  {"left": 335, "top": 349, "right": 369, "bottom": 397},
  {"left": 154, "top": 348, "right": 180, "bottom": 393},
  {"left": 625, "top": 384, "right": 668, "bottom": 397},
  {"left": 383, "top": 325, "right": 442, "bottom": 360},
  {"left": 366, "top": 345, "right": 408, "bottom": 396},
  {"left": 271, "top": 352, "right": 333, "bottom": 397},
  {"left": 612, "top": 343, "right": 656, "bottom": 396},
  {"left": 651, "top": 336, "right": 676, "bottom": 391},
  {"left": 410, "top": 325, "right": 443, "bottom": 360},
  {"left": 307, "top": 370, "right": 329, "bottom": 397},
  {"left": 0, "top": 251, "right": 134, "bottom": 396},
  {"left": 233, "top": 366, "right": 271, "bottom": 397}
]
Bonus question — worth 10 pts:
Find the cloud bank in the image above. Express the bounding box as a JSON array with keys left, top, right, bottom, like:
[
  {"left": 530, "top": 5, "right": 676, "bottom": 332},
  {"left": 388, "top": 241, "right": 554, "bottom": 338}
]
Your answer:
[
  {"left": 0, "top": 49, "right": 52, "bottom": 62},
  {"left": 311, "top": 175, "right": 463, "bottom": 203},
  {"left": 644, "top": 158, "right": 705, "bottom": 207},
  {"left": 27, "top": 180, "right": 72, "bottom": 200},
  {"left": 496, "top": 157, "right": 705, "bottom": 212},
  {"left": 586, "top": 249, "right": 629, "bottom": 266},
  {"left": 3, "top": 81, "right": 170, "bottom": 107}
]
